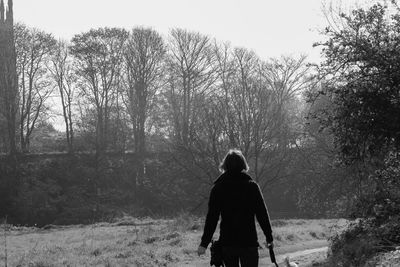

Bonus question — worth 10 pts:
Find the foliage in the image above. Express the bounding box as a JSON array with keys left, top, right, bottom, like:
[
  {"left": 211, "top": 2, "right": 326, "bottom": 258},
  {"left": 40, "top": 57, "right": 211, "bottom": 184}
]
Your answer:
[
  {"left": 314, "top": 2, "right": 400, "bottom": 163},
  {"left": 352, "top": 152, "right": 400, "bottom": 220},
  {"left": 329, "top": 215, "right": 400, "bottom": 266},
  {"left": 315, "top": 0, "right": 400, "bottom": 215},
  {"left": 0, "top": 153, "right": 212, "bottom": 226},
  {"left": 327, "top": 153, "right": 400, "bottom": 266},
  {"left": 329, "top": 219, "right": 380, "bottom": 267},
  {"left": 0, "top": 150, "right": 332, "bottom": 226},
  {"left": 312, "top": 2, "right": 400, "bottom": 265},
  {"left": 0, "top": 157, "right": 17, "bottom": 217}
]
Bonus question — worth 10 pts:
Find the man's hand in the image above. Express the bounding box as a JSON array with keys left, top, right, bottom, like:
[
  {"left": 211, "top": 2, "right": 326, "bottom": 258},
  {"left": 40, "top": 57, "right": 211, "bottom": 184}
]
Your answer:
[{"left": 197, "top": 245, "right": 206, "bottom": 256}]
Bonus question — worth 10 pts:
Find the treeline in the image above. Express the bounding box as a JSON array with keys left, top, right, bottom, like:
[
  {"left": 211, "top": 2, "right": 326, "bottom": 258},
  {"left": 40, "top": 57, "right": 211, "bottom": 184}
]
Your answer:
[
  {"left": 0, "top": 24, "right": 317, "bottom": 188},
  {"left": 0, "top": 23, "right": 357, "bottom": 224}
]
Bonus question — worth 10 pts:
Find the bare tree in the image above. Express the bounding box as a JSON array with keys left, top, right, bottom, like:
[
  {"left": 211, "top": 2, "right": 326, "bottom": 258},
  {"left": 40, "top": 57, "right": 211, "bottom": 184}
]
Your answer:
[
  {"left": 189, "top": 49, "right": 311, "bottom": 188},
  {"left": 213, "top": 41, "right": 237, "bottom": 148},
  {"left": 253, "top": 56, "right": 313, "bottom": 188},
  {"left": 70, "top": 27, "right": 128, "bottom": 156},
  {"left": 166, "top": 28, "right": 216, "bottom": 146},
  {"left": 263, "top": 55, "right": 312, "bottom": 104},
  {"left": 123, "top": 27, "right": 165, "bottom": 154},
  {"left": 14, "top": 23, "right": 56, "bottom": 152},
  {"left": 220, "top": 48, "right": 282, "bottom": 184},
  {"left": 122, "top": 27, "right": 166, "bottom": 192},
  {"left": 166, "top": 44, "right": 313, "bottom": 191},
  {"left": 48, "top": 40, "right": 75, "bottom": 153},
  {"left": 177, "top": 42, "right": 237, "bottom": 184}
]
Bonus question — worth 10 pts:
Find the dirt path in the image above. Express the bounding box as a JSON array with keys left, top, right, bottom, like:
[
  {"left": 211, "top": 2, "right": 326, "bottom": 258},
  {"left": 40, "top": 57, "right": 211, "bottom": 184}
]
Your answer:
[{"left": 177, "top": 241, "right": 328, "bottom": 266}]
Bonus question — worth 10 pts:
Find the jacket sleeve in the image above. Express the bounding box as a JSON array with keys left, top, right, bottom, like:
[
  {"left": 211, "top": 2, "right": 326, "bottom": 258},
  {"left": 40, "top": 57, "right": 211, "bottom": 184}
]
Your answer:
[
  {"left": 254, "top": 183, "right": 273, "bottom": 243},
  {"left": 200, "top": 185, "right": 220, "bottom": 248}
]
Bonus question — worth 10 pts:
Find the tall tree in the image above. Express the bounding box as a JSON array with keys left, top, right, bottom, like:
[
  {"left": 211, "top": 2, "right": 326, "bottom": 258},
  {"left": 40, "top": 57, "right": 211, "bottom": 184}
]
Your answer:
[
  {"left": 315, "top": 2, "right": 400, "bottom": 164},
  {"left": 213, "top": 42, "right": 236, "bottom": 148},
  {"left": 14, "top": 23, "right": 56, "bottom": 152},
  {"left": 70, "top": 27, "right": 128, "bottom": 156},
  {"left": 122, "top": 27, "right": 165, "bottom": 192},
  {"left": 123, "top": 27, "right": 165, "bottom": 155},
  {"left": 0, "top": 0, "right": 18, "bottom": 156},
  {"left": 228, "top": 48, "right": 288, "bottom": 184},
  {"left": 48, "top": 40, "right": 75, "bottom": 153},
  {"left": 307, "top": 2, "right": 400, "bottom": 216},
  {"left": 166, "top": 28, "right": 216, "bottom": 146},
  {"left": 263, "top": 56, "right": 312, "bottom": 104}
]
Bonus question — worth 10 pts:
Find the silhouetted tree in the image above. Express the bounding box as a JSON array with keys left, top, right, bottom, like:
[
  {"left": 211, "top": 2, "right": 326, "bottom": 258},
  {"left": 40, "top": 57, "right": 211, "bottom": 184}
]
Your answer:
[
  {"left": 70, "top": 27, "right": 128, "bottom": 156},
  {"left": 15, "top": 23, "right": 56, "bottom": 152},
  {"left": 123, "top": 27, "right": 165, "bottom": 154},
  {"left": 0, "top": 0, "right": 18, "bottom": 156},
  {"left": 48, "top": 40, "right": 75, "bottom": 153},
  {"left": 122, "top": 27, "right": 166, "bottom": 191},
  {"left": 166, "top": 29, "right": 216, "bottom": 146}
]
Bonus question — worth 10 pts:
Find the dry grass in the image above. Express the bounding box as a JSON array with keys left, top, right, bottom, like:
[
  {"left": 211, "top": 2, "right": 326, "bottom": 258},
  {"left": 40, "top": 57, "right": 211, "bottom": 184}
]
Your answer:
[
  {"left": 270, "top": 219, "right": 348, "bottom": 247},
  {"left": 1, "top": 215, "right": 347, "bottom": 267}
]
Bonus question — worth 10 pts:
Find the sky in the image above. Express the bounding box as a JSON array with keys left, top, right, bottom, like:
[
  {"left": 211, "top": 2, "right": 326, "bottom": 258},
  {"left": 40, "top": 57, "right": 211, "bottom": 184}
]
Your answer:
[
  {"left": 12, "top": 0, "right": 371, "bottom": 64},
  {"left": 10, "top": 0, "right": 374, "bottom": 130}
]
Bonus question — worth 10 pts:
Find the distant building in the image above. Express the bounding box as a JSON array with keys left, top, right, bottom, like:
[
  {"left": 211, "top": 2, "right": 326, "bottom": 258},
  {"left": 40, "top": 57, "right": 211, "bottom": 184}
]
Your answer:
[{"left": 0, "top": 0, "right": 18, "bottom": 154}]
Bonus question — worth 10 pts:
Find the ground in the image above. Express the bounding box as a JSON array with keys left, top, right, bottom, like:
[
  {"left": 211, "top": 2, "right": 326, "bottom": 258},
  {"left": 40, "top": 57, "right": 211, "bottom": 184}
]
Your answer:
[{"left": 1, "top": 216, "right": 348, "bottom": 266}]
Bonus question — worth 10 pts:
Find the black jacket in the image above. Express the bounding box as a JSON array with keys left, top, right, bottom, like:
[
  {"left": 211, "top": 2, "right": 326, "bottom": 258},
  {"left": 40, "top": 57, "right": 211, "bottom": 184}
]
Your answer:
[{"left": 200, "top": 171, "right": 273, "bottom": 248}]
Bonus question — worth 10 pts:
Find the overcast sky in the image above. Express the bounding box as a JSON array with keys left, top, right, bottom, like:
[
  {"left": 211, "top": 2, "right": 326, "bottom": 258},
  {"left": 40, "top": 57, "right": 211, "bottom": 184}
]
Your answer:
[{"left": 12, "top": 0, "right": 371, "bottom": 64}]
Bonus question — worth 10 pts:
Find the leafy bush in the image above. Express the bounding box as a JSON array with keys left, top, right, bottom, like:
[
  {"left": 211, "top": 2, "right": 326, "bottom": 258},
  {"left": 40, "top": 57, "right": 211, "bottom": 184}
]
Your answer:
[
  {"left": 328, "top": 216, "right": 400, "bottom": 267},
  {"left": 328, "top": 153, "right": 400, "bottom": 266},
  {"left": 0, "top": 153, "right": 210, "bottom": 226},
  {"left": 329, "top": 220, "right": 379, "bottom": 266}
]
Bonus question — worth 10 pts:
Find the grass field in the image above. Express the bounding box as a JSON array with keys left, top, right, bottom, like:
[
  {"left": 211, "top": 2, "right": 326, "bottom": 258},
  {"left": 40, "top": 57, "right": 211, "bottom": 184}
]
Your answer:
[{"left": 0, "top": 215, "right": 348, "bottom": 266}]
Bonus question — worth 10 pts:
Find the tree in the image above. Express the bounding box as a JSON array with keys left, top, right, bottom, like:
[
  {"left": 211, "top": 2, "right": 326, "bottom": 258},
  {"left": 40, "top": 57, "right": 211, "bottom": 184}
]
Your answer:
[
  {"left": 166, "top": 28, "right": 216, "bottom": 146},
  {"left": 123, "top": 27, "right": 165, "bottom": 154},
  {"left": 308, "top": 1, "right": 400, "bottom": 216},
  {"left": 122, "top": 27, "right": 165, "bottom": 192},
  {"left": 315, "top": 2, "right": 400, "bottom": 164},
  {"left": 48, "top": 40, "right": 75, "bottom": 153},
  {"left": 263, "top": 56, "right": 312, "bottom": 104},
  {"left": 228, "top": 49, "right": 290, "bottom": 185},
  {"left": 311, "top": 4, "right": 400, "bottom": 264},
  {"left": 172, "top": 45, "right": 312, "bottom": 190},
  {"left": 0, "top": 0, "right": 18, "bottom": 156},
  {"left": 213, "top": 42, "right": 236, "bottom": 148},
  {"left": 15, "top": 23, "right": 56, "bottom": 152},
  {"left": 70, "top": 27, "right": 128, "bottom": 156}
]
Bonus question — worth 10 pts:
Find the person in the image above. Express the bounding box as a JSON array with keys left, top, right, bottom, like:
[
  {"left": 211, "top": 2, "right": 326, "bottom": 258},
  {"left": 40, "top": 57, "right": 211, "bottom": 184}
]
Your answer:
[{"left": 197, "top": 149, "right": 274, "bottom": 267}]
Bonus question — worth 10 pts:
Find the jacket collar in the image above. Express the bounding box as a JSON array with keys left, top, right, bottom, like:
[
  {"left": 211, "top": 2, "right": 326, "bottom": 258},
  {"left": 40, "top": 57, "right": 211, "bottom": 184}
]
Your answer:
[{"left": 214, "top": 171, "right": 252, "bottom": 184}]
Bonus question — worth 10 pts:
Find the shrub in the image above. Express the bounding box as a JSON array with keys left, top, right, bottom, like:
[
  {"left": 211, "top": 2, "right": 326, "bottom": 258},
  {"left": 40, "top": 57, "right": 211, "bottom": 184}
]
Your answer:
[
  {"left": 328, "top": 220, "right": 379, "bottom": 266},
  {"left": 329, "top": 216, "right": 400, "bottom": 266},
  {"left": 328, "top": 153, "right": 400, "bottom": 266}
]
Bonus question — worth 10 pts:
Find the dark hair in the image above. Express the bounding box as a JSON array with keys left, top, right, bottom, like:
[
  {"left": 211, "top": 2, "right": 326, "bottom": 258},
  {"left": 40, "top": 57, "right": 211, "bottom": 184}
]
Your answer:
[{"left": 219, "top": 149, "right": 249, "bottom": 173}]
